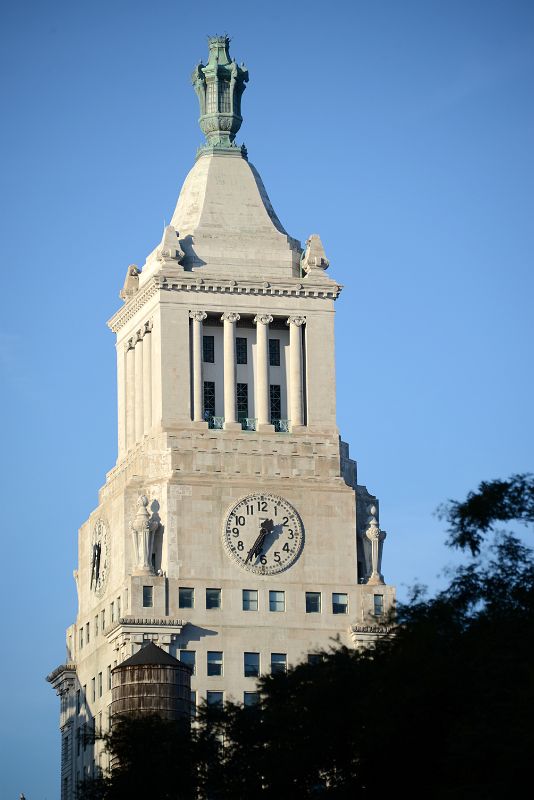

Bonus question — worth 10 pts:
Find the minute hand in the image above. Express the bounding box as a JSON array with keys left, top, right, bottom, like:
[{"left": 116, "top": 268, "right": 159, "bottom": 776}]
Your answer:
[{"left": 245, "top": 519, "right": 274, "bottom": 564}]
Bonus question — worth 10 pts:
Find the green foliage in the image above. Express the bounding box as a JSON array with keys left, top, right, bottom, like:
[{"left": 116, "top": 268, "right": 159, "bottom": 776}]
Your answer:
[
  {"left": 80, "top": 476, "right": 534, "bottom": 798},
  {"left": 440, "top": 473, "right": 534, "bottom": 553}
]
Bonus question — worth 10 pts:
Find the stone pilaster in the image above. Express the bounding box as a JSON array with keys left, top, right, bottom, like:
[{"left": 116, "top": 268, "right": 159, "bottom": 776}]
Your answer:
[
  {"left": 134, "top": 331, "right": 144, "bottom": 442},
  {"left": 125, "top": 339, "right": 136, "bottom": 449},
  {"left": 287, "top": 315, "right": 306, "bottom": 430},
  {"left": 189, "top": 311, "right": 207, "bottom": 424},
  {"left": 142, "top": 321, "right": 153, "bottom": 435}
]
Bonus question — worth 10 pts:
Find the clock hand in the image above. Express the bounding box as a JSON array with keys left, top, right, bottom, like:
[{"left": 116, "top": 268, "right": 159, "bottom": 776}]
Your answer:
[
  {"left": 245, "top": 519, "right": 274, "bottom": 564},
  {"left": 90, "top": 544, "right": 97, "bottom": 590},
  {"left": 95, "top": 542, "right": 101, "bottom": 585}
]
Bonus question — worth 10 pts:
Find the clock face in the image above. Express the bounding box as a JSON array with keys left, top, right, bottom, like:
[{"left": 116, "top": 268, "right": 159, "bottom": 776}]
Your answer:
[
  {"left": 222, "top": 493, "right": 304, "bottom": 575},
  {"left": 90, "top": 519, "right": 109, "bottom": 596}
]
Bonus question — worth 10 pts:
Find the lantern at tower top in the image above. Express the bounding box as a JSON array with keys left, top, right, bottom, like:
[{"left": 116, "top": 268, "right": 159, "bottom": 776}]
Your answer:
[{"left": 192, "top": 35, "right": 249, "bottom": 156}]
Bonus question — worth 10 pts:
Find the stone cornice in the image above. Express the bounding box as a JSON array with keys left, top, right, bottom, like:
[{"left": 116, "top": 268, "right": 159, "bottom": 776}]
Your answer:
[
  {"left": 46, "top": 663, "right": 77, "bottom": 684},
  {"left": 108, "top": 272, "right": 343, "bottom": 334},
  {"left": 106, "top": 616, "right": 185, "bottom": 635}
]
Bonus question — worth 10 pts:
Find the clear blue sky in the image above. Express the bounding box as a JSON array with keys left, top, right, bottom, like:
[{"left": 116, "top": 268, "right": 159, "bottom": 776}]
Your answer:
[{"left": 1, "top": 1, "right": 533, "bottom": 796}]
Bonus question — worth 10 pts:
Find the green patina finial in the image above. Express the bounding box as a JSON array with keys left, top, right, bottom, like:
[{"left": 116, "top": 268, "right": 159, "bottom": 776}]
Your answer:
[{"left": 192, "top": 35, "right": 249, "bottom": 158}]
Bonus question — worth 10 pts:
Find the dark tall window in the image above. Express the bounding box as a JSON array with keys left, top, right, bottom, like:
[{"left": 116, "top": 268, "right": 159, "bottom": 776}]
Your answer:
[
  {"left": 269, "top": 338, "right": 280, "bottom": 366},
  {"left": 203, "top": 335, "right": 215, "bottom": 363},
  {"left": 270, "top": 384, "right": 281, "bottom": 422},
  {"left": 203, "top": 381, "right": 215, "bottom": 417},
  {"left": 237, "top": 383, "right": 248, "bottom": 421},
  {"left": 236, "top": 337, "right": 247, "bottom": 365}
]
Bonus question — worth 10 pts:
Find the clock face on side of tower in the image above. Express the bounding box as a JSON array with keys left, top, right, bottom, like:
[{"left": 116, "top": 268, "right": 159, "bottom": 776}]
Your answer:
[
  {"left": 222, "top": 493, "right": 304, "bottom": 575},
  {"left": 90, "top": 519, "right": 109, "bottom": 596}
]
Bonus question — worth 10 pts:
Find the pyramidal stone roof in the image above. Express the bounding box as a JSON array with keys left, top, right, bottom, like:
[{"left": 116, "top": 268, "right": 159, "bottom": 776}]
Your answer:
[
  {"left": 138, "top": 35, "right": 302, "bottom": 287},
  {"left": 118, "top": 642, "right": 183, "bottom": 668}
]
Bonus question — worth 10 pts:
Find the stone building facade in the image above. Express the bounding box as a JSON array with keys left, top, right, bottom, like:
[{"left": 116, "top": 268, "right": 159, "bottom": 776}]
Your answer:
[{"left": 47, "top": 35, "right": 395, "bottom": 799}]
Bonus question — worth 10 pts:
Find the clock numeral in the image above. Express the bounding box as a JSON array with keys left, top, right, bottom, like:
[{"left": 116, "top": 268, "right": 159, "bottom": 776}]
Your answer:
[
  {"left": 246, "top": 504, "right": 254, "bottom": 515},
  {"left": 287, "top": 529, "right": 294, "bottom": 539},
  {"left": 235, "top": 515, "right": 246, "bottom": 526},
  {"left": 282, "top": 516, "right": 289, "bottom": 526},
  {"left": 232, "top": 527, "right": 239, "bottom": 538},
  {"left": 273, "top": 551, "right": 281, "bottom": 563},
  {"left": 282, "top": 542, "right": 290, "bottom": 552},
  {"left": 237, "top": 540, "right": 244, "bottom": 551},
  {"left": 257, "top": 501, "right": 268, "bottom": 512},
  {"left": 259, "top": 555, "right": 267, "bottom": 565}
]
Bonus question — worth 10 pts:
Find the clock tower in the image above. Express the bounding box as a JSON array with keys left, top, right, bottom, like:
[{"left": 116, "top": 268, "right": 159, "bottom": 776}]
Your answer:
[{"left": 47, "top": 35, "right": 395, "bottom": 799}]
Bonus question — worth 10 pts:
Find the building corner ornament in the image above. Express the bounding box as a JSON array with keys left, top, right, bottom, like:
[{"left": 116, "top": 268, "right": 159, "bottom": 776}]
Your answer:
[
  {"left": 365, "top": 504, "right": 387, "bottom": 585},
  {"left": 130, "top": 495, "right": 159, "bottom": 575}
]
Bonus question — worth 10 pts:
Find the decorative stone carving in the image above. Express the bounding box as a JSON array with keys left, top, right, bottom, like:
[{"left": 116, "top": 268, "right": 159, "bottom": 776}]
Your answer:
[
  {"left": 130, "top": 495, "right": 159, "bottom": 575},
  {"left": 286, "top": 315, "right": 306, "bottom": 327},
  {"left": 301, "top": 234, "right": 329, "bottom": 273},
  {"left": 220, "top": 311, "right": 240, "bottom": 323},
  {"left": 365, "top": 504, "right": 386, "bottom": 585},
  {"left": 253, "top": 313, "right": 273, "bottom": 326},
  {"left": 155, "top": 225, "right": 185, "bottom": 265},
  {"left": 120, "top": 265, "right": 140, "bottom": 301},
  {"left": 189, "top": 310, "right": 208, "bottom": 322}
]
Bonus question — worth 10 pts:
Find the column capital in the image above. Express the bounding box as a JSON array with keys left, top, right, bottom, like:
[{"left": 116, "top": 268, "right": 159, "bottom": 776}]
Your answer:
[
  {"left": 221, "top": 312, "right": 241, "bottom": 323},
  {"left": 254, "top": 314, "right": 273, "bottom": 326},
  {"left": 125, "top": 337, "right": 136, "bottom": 352},
  {"left": 143, "top": 319, "right": 153, "bottom": 335},
  {"left": 189, "top": 310, "right": 207, "bottom": 322},
  {"left": 286, "top": 315, "right": 306, "bottom": 327}
]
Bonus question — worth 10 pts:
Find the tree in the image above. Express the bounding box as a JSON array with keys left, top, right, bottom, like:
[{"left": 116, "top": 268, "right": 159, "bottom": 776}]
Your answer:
[{"left": 440, "top": 473, "right": 534, "bottom": 554}]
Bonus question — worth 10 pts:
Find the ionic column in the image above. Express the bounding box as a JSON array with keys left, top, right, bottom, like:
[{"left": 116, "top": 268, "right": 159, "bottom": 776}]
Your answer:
[
  {"left": 287, "top": 316, "right": 306, "bottom": 429},
  {"left": 125, "top": 339, "right": 136, "bottom": 449},
  {"left": 254, "top": 314, "right": 274, "bottom": 431},
  {"left": 134, "top": 330, "right": 144, "bottom": 442},
  {"left": 142, "top": 321, "right": 152, "bottom": 435},
  {"left": 221, "top": 312, "right": 241, "bottom": 429},
  {"left": 189, "top": 310, "right": 207, "bottom": 423}
]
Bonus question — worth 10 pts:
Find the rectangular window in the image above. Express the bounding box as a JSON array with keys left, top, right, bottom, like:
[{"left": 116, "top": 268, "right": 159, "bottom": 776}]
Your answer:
[
  {"left": 206, "top": 588, "right": 221, "bottom": 609},
  {"left": 308, "top": 654, "right": 322, "bottom": 666},
  {"left": 98, "top": 711, "right": 102, "bottom": 736},
  {"left": 76, "top": 689, "right": 81, "bottom": 715},
  {"left": 236, "top": 336, "right": 247, "bottom": 365},
  {"left": 142, "top": 586, "right": 153, "bottom": 608},
  {"left": 98, "top": 672, "right": 102, "bottom": 698},
  {"left": 236, "top": 382, "right": 248, "bottom": 421},
  {"left": 218, "top": 81, "right": 231, "bottom": 113},
  {"left": 107, "top": 665, "right": 112, "bottom": 691},
  {"left": 203, "top": 380, "right": 216, "bottom": 418},
  {"left": 101, "top": 609, "right": 105, "bottom": 631},
  {"left": 206, "top": 83, "right": 217, "bottom": 114},
  {"left": 207, "top": 651, "right": 223, "bottom": 677},
  {"left": 111, "top": 601, "right": 115, "bottom": 622},
  {"left": 269, "top": 338, "right": 281, "bottom": 366},
  {"left": 332, "top": 593, "right": 348, "bottom": 614},
  {"left": 179, "top": 587, "right": 194, "bottom": 609},
  {"left": 306, "top": 592, "right": 321, "bottom": 613},
  {"left": 270, "top": 653, "right": 287, "bottom": 675},
  {"left": 94, "top": 615, "right": 99, "bottom": 637},
  {"left": 244, "top": 652, "right": 260, "bottom": 678},
  {"left": 206, "top": 691, "right": 224, "bottom": 707},
  {"left": 269, "top": 590, "right": 285, "bottom": 612},
  {"left": 373, "top": 594, "right": 384, "bottom": 616},
  {"left": 79, "top": 628, "right": 83, "bottom": 649},
  {"left": 190, "top": 690, "right": 197, "bottom": 719},
  {"left": 117, "top": 597, "right": 121, "bottom": 618},
  {"left": 202, "top": 335, "right": 215, "bottom": 363},
  {"left": 91, "top": 677, "right": 96, "bottom": 702},
  {"left": 269, "top": 384, "right": 281, "bottom": 422},
  {"left": 242, "top": 589, "right": 258, "bottom": 611},
  {"left": 86, "top": 622, "right": 90, "bottom": 645},
  {"left": 180, "top": 650, "right": 196, "bottom": 675},
  {"left": 244, "top": 692, "right": 259, "bottom": 707}
]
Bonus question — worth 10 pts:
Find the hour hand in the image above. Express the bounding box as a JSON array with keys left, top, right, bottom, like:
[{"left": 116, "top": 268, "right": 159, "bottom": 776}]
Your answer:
[{"left": 246, "top": 519, "right": 274, "bottom": 564}]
